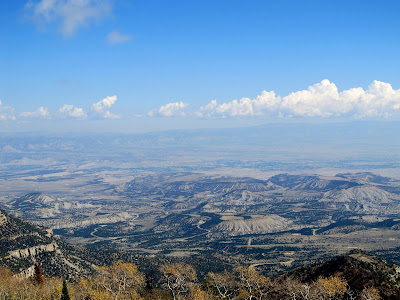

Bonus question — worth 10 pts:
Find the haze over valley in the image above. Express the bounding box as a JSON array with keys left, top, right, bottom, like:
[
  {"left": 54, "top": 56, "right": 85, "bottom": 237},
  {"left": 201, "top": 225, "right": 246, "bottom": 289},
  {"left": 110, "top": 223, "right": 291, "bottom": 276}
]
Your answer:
[{"left": 1, "top": 123, "right": 400, "bottom": 275}]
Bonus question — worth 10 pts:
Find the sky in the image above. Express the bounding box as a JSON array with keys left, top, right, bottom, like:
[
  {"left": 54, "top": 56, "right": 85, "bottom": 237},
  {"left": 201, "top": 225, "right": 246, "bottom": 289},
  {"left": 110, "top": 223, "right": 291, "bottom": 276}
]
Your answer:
[{"left": 1, "top": 0, "right": 400, "bottom": 133}]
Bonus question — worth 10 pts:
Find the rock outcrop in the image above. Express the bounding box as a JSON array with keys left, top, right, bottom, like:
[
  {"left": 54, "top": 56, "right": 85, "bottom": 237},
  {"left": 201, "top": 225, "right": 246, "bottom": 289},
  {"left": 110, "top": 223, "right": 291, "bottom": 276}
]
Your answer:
[
  {"left": 0, "top": 208, "right": 95, "bottom": 280},
  {"left": 215, "top": 214, "right": 292, "bottom": 235}
]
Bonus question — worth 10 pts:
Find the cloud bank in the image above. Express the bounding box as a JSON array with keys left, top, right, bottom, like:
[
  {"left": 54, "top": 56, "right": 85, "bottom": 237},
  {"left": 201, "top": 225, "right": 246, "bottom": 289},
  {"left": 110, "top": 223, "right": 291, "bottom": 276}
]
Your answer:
[
  {"left": 2, "top": 80, "right": 400, "bottom": 123},
  {"left": 25, "top": 0, "right": 111, "bottom": 37},
  {"left": 196, "top": 80, "right": 400, "bottom": 119}
]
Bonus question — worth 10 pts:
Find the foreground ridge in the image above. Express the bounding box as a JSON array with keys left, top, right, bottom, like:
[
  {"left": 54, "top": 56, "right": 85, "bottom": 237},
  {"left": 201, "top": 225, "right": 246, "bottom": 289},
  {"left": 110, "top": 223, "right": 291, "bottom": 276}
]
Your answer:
[{"left": 1, "top": 207, "right": 399, "bottom": 298}]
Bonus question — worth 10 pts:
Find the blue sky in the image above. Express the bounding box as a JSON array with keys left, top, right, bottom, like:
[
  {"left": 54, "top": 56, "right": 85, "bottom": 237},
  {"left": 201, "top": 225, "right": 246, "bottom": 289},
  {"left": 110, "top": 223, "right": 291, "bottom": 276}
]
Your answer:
[{"left": 1, "top": 0, "right": 400, "bottom": 132}]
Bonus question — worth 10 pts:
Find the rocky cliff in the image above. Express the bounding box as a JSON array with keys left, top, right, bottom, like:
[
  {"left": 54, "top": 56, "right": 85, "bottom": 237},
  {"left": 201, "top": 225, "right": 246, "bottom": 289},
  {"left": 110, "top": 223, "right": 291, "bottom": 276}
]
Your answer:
[{"left": 0, "top": 208, "right": 95, "bottom": 280}]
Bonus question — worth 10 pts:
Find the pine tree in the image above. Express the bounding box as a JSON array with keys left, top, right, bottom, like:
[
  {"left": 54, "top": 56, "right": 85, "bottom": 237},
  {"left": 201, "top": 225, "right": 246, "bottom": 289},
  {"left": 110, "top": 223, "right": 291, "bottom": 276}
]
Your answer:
[
  {"left": 60, "top": 278, "right": 70, "bottom": 300},
  {"left": 34, "top": 262, "right": 44, "bottom": 285}
]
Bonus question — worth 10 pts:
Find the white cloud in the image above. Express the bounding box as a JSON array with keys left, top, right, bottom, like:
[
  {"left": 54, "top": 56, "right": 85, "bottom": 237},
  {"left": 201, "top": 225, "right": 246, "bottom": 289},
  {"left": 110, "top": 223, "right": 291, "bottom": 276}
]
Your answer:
[
  {"left": 195, "top": 100, "right": 218, "bottom": 117},
  {"left": 25, "top": 0, "right": 111, "bottom": 37},
  {"left": 107, "top": 31, "right": 132, "bottom": 45},
  {"left": 0, "top": 101, "right": 16, "bottom": 121},
  {"left": 148, "top": 102, "right": 188, "bottom": 117},
  {"left": 58, "top": 104, "right": 87, "bottom": 118},
  {"left": 196, "top": 80, "right": 400, "bottom": 119},
  {"left": 92, "top": 95, "right": 120, "bottom": 119},
  {"left": 197, "top": 90, "right": 280, "bottom": 118},
  {"left": 20, "top": 106, "right": 50, "bottom": 118},
  {"left": 280, "top": 79, "right": 342, "bottom": 117}
]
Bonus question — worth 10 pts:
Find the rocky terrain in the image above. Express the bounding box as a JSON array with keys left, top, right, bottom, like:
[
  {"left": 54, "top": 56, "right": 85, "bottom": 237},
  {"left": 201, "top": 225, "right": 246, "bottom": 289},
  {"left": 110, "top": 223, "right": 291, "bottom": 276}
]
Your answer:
[
  {"left": 2, "top": 171, "right": 400, "bottom": 275},
  {"left": 0, "top": 208, "right": 97, "bottom": 279}
]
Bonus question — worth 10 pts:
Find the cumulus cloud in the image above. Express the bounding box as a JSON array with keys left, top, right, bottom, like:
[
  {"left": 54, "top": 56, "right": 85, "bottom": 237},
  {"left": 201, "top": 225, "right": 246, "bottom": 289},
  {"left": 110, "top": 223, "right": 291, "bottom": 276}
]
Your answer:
[
  {"left": 58, "top": 104, "right": 87, "bottom": 118},
  {"left": 148, "top": 102, "right": 188, "bottom": 117},
  {"left": 197, "top": 90, "right": 280, "bottom": 118},
  {"left": 20, "top": 106, "right": 50, "bottom": 118},
  {"left": 92, "top": 95, "right": 119, "bottom": 119},
  {"left": 107, "top": 31, "right": 132, "bottom": 45},
  {"left": 196, "top": 80, "right": 400, "bottom": 119},
  {"left": 0, "top": 101, "right": 16, "bottom": 121},
  {"left": 25, "top": 0, "right": 111, "bottom": 37}
]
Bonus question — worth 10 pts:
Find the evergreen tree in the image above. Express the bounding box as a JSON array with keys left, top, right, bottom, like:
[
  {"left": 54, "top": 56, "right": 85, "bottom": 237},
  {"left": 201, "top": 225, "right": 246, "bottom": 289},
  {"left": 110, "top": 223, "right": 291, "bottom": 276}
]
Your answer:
[
  {"left": 34, "top": 262, "right": 44, "bottom": 285},
  {"left": 60, "top": 278, "right": 70, "bottom": 300}
]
